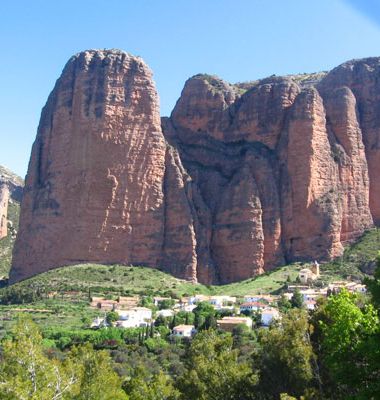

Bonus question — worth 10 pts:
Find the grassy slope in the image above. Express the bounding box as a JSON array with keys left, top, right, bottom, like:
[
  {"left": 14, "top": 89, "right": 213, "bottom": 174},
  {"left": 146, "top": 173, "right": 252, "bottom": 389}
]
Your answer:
[
  {"left": 3, "top": 228, "right": 379, "bottom": 298},
  {"left": 0, "top": 228, "right": 378, "bottom": 338}
]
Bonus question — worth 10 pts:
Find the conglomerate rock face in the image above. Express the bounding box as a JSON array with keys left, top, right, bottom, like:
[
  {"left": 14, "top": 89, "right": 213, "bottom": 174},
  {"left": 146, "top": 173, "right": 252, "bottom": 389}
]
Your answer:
[
  {"left": 10, "top": 51, "right": 380, "bottom": 284},
  {"left": 0, "top": 166, "right": 24, "bottom": 240},
  {"left": 0, "top": 184, "right": 9, "bottom": 240}
]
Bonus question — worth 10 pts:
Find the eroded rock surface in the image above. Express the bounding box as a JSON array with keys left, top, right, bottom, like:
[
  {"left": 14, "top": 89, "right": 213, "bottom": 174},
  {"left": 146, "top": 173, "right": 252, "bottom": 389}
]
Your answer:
[
  {"left": 0, "top": 166, "right": 24, "bottom": 240},
  {"left": 11, "top": 52, "right": 380, "bottom": 284},
  {"left": 0, "top": 184, "right": 9, "bottom": 240}
]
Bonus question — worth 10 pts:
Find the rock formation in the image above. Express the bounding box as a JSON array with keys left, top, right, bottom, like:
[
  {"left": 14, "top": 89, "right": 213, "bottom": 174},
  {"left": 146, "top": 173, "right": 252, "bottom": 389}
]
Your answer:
[
  {"left": 0, "top": 165, "right": 23, "bottom": 240},
  {"left": 10, "top": 51, "right": 380, "bottom": 284},
  {"left": 0, "top": 184, "right": 9, "bottom": 240}
]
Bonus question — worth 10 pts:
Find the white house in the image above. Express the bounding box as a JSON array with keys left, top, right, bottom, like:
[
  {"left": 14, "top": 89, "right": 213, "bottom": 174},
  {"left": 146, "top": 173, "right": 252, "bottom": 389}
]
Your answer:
[
  {"left": 156, "top": 309, "right": 175, "bottom": 318},
  {"left": 209, "top": 296, "right": 237, "bottom": 307},
  {"left": 116, "top": 307, "right": 152, "bottom": 328},
  {"left": 240, "top": 302, "right": 266, "bottom": 313},
  {"left": 188, "top": 295, "right": 210, "bottom": 305},
  {"left": 300, "top": 289, "right": 321, "bottom": 302},
  {"left": 305, "top": 299, "right": 317, "bottom": 311},
  {"left": 172, "top": 325, "right": 197, "bottom": 338},
  {"left": 243, "top": 294, "right": 276, "bottom": 304},
  {"left": 261, "top": 308, "right": 280, "bottom": 326},
  {"left": 182, "top": 304, "right": 197, "bottom": 312}
]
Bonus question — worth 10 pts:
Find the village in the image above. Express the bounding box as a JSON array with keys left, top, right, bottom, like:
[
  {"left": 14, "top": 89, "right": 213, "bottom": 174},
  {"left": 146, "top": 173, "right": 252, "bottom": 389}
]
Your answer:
[{"left": 89, "top": 262, "right": 368, "bottom": 338}]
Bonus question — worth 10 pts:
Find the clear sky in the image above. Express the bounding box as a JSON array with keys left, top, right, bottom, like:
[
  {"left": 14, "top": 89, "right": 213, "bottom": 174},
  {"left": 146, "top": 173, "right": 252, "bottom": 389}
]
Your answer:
[{"left": 1, "top": 0, "right": 380, "bottom": 177}]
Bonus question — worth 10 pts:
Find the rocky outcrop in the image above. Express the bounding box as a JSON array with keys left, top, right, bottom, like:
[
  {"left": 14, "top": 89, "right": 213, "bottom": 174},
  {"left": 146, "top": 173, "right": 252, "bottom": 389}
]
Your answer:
[
  {"left": 10, "top": 51, "right": 380, "bottom": 284},
  {"left": 0, "top": 184, "right": 9, "bottom": 240},
  {"left": 0, "top": 166, "right": 24, "bottom": 240},
  {"left": 11, "top": 50, "right": 168, "bottom": 282},
  {"left": 166, "top": 68, "right": 374, "bottom": 282}
]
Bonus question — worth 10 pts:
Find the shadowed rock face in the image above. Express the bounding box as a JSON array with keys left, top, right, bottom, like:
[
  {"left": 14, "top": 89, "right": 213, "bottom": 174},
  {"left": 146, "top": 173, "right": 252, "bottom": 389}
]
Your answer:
[{"left": 10, "top": 51, "right": 380, "bottom": 284}]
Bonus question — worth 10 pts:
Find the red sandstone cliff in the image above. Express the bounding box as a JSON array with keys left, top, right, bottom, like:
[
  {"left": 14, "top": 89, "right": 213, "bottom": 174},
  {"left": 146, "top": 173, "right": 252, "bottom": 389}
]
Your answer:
[
  {"left": 0, "top": 166, "right": 24, "bottom": 240},
  {"left": 10, "top": 51, "right": 380, "bottom": 284},
  {"left": 0, "top": 184, "right": 9, "bottom": 240}
]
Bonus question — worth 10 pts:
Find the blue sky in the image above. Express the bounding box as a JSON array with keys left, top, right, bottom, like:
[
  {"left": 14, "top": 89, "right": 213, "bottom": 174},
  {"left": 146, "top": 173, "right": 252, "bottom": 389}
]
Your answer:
[{"left": 1, "top": 0, "right": 380, "bottom": 177}]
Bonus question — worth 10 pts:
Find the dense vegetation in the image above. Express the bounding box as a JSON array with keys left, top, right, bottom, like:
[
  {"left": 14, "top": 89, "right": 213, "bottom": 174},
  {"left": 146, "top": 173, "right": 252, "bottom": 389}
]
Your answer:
[{"left": 1, "top": 265, "right": 379, "bottom": 399}]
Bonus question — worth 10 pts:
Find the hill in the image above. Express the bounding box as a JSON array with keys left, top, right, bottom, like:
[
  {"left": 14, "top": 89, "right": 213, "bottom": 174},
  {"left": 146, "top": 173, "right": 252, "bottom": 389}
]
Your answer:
[
  {"left": 3, "top": 228, "right": 380, "bottom": 298},
  {"left": 0, "top": 228, "right": 378, "bottom": 338}
]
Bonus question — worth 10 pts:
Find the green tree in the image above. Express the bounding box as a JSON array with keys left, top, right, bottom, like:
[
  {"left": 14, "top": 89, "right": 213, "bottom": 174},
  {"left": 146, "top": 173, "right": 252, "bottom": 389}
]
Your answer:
[
  {"left": 70, "top": 344, "right": 128, "bottom": 400},
  {"left": 255, "top": 309, "right": 316, "bottom": 398},
  {"left": 106, "top": 311, "right": 119, "bottom": 325},
  {"left": 278, "top": 294, "right": 292, "bottom": 313},
  {"left": 177, "top": 330, "right": 257, "bottom": 400},
  {"left": 154, "top": 315, "right": 169, "bottom": 327},
  {"left": 193, "top": 302, "right": 215, "bottom": 330},
  {"left": 125, "top": 366, "right": 179, "bottom": 400},
  {"left": 364, "top": 253, "right": 380, "bottom": 310},
  {"left": 291, "top": 288, "right": 304, "bottom": 309},
  {"left": 204, "top": 314, "right": 217, "bottom": 330},
  {"left": 316, "top": 289, "right": 380, "bottom": 399},
  {"left": 0, "top": 316, "right": 78, "bottom": 400},
  {"left": 158, "top": 299, "right": 175, "bottom": 310},
  {"left": 232, "top": 323, "right": 250, "bottom": 348}
]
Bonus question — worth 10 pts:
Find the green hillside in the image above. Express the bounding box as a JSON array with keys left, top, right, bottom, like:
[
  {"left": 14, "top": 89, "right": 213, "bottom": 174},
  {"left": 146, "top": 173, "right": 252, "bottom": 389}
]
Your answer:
[
  {"left": 0, "top": 228, "right": 378, "bottom": 339},
  {"left": 3, "top": 227, "right": 379, "bottom": 298}
]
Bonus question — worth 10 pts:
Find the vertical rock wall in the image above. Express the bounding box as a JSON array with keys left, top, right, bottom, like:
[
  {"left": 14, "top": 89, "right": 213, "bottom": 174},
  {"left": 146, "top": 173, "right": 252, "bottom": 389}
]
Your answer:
[
  {"left": 0, "top": 184, "right": 9, "bottom": 240},
  {"left": 10, "top": 52, "right": 380, "bottom": 284}
]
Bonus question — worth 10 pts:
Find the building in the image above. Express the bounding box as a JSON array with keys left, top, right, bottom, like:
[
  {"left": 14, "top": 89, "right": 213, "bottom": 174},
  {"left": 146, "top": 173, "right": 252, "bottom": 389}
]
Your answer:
[
  {"left": 153, "top": 296, "right": 173, "bottom": 306},
  {"left": 90, "top": 296, "right": 139, "bottom": 311},
  {"left": 181, "top": 304, "right": 196, "bottom": 312},
  {"left": 156, "top": 309, "right": 174, "bottom": 318},
  {"left": 305, "top": 299, "right": 317, "bottom": 311},
  {"left": 188, "top": 294, "right": 210, "bottom": 305},
  {"left": 217, "top": 317, "right": 253, "bottom": 332},
  {"left": 116, "top": 307, "right": 152, "bottom": 328},
  {"left": 240, "top": 302, "right": 266, "bottom": 313},
  {"left": 298, "top": 261, "right": 320, "bottom": 284},
  {"left": 261, "top": 308, "right": 280, "bottom": 326},
  {"left": 328, "top": 281, "right": 367, "bottom": 294},
  {"left": 300, "top": 289, "right": 323, "bottom": 301},
  {"left": 243, "top": 294, "right": 276, "bottom": 304},
  {"left": 209, "top": 296, "right": 237, "bottom": 307},
  {"left": 172, "top": 325, "right": 197, "bottom": 338}
]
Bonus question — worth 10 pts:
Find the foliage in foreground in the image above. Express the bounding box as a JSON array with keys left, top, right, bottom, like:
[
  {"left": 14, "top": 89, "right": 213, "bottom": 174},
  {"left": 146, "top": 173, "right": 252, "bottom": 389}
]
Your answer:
[
  {"left": 0, "top": 317, "right": 127, "bottom": 400},
  {"left": 1, "top": 257, "right": 380, "bottom": 399}
]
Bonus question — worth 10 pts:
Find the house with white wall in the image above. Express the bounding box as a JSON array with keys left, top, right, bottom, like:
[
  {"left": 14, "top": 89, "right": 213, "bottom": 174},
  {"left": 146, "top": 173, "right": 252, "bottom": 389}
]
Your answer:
[
  {"left": 172, "top": 325, "right": 197, "bottom": 338},
  {"left": 240, "top": 302, "right": 266, "bottom": 313},
  {"left": 116, "top": 307, "right": 152, "bottom": 328},
  {"left": 261, "top": 308, "right": 280, "bottom": 326}
]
